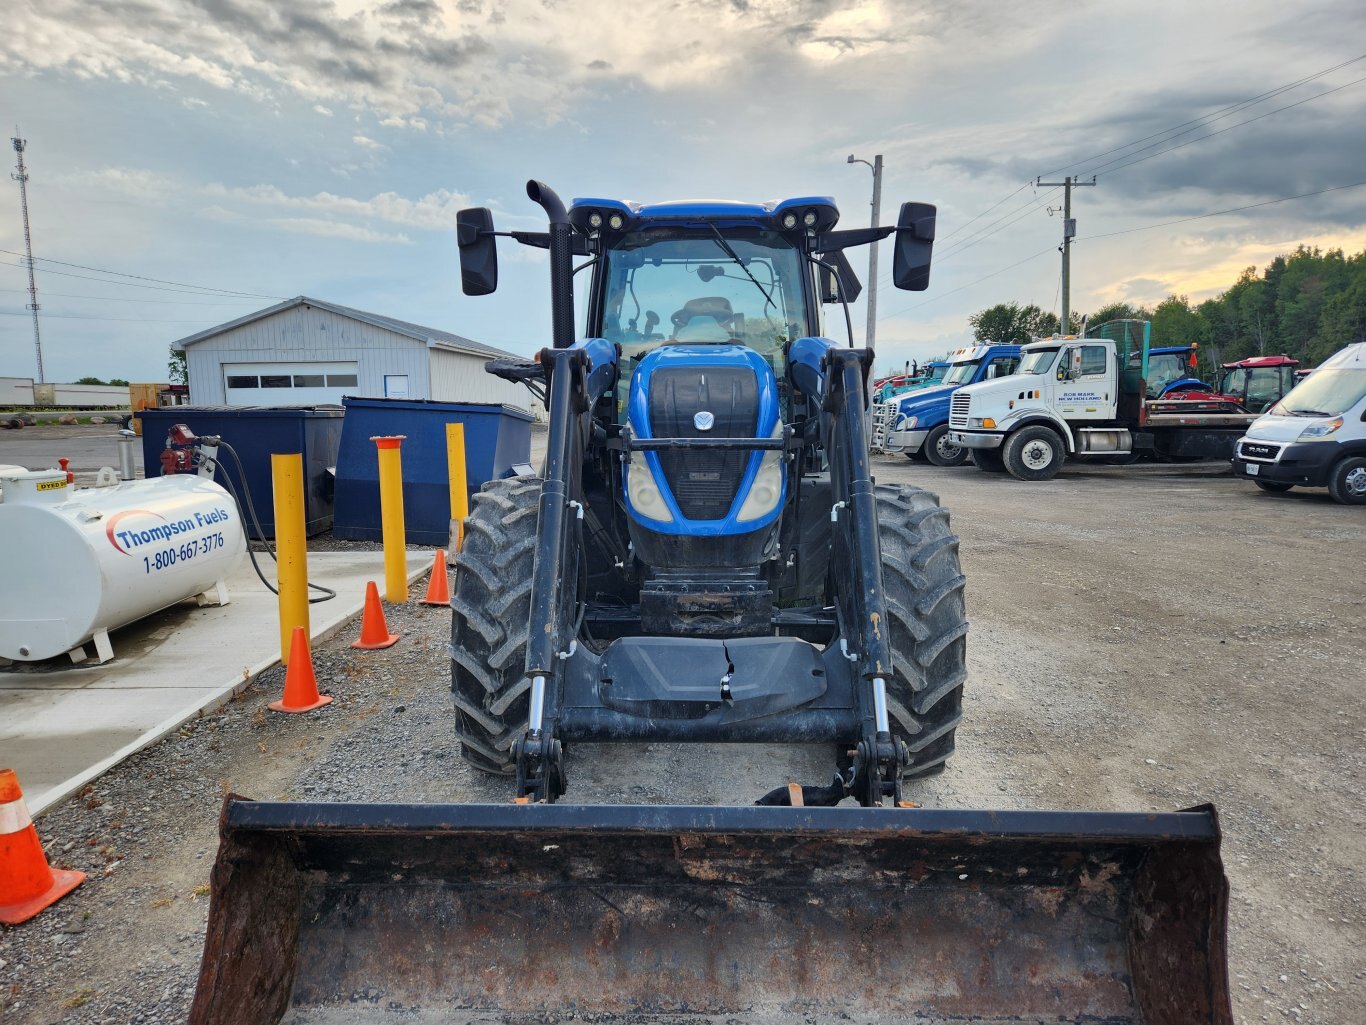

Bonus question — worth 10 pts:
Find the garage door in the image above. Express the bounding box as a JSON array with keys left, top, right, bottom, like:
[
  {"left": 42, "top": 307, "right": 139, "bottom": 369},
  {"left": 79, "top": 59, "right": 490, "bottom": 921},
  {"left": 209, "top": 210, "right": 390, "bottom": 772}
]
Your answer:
[{"left": 222, "top": 362, "right": 359, "bottom": 406}]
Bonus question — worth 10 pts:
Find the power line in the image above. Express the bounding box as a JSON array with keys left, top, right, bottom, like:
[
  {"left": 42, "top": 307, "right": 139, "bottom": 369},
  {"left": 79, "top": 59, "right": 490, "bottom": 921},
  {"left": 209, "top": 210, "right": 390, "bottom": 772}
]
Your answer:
[
  {"left": 0, "top": 258, "right": 285, "bottom": 300},
  {"left": 881, "top": 52, "right": 1366, "bottom": 292},
  {"left": 1075, "top": 178, "right": 1366, "bottom": 242},
  {"left": 0, "top": 286, "right": 263, "bottom": 306},
  {"left": 0, "top": 309, "right": 226, "bottom": 324},
  {"left": 879, "top": 246, "right": 1058, "bottom": 320},
  {"left": 0, "top": 247, "right": 283, "bottom": 299},
  {"left": 1078, "top": 71, "right": 1366, "bottom": 181},
  {"left": 1039, "top": 52, "right": 1366, "bottom": 181}
]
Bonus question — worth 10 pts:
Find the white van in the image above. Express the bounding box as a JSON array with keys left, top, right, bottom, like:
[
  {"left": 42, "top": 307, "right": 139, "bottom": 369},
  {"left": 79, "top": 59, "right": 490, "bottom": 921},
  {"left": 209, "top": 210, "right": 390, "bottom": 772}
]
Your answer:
[{"left": 1232, "top": 342, "right": 1366, "bottom": 505}]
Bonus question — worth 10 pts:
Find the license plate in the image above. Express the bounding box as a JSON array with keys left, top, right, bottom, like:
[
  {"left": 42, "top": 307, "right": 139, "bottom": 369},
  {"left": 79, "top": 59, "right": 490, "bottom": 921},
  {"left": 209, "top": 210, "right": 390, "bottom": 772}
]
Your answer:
[{"left": 1245, "top": 463, "right": 1260, "bottom": 476}]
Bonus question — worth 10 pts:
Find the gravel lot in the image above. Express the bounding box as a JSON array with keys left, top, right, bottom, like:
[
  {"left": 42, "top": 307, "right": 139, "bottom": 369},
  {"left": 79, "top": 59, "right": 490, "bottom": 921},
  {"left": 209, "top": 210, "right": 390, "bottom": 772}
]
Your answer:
[{"left": 2, "top": 451, "right": 1363, "bottom": 1024}]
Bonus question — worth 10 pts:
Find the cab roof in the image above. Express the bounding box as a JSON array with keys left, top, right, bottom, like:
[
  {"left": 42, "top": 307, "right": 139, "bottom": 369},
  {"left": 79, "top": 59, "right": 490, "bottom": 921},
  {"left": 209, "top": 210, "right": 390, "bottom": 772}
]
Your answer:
[{"left": 568, "top": 196, "right": 840, "bottom": 233}]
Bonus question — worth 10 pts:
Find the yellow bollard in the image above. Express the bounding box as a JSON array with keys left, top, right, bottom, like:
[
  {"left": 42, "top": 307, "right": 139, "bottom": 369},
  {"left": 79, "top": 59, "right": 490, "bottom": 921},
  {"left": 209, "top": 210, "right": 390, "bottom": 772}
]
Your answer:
[
  {"left": 271, "top": 453, "right": 309, "bottom": 665},
  {"left": 372, "top": 435, "right": 408, "bottom": 603},
  {"left": 446, "top": 422, "right": 469, "bottom": 553}
]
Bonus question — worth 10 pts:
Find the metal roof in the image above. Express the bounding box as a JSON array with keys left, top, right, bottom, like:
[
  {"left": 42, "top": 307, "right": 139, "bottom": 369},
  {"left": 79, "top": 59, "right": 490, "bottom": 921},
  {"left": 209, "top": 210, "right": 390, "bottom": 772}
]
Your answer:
[{"left": 171, "top": 296, "right": 516, "bottom": 361}]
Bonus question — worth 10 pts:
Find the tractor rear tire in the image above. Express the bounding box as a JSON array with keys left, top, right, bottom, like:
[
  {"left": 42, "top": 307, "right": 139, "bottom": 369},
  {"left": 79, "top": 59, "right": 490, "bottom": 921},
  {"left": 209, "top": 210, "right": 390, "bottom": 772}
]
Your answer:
[
  {"left": 875, "top": 484, "right": 968, "bottom": 779},
  {"left": 970, "top": 448, "right": 1006, "bottom": 473},
  {"left": 450, "top": 476, "right": 540, "bottom": 774}
]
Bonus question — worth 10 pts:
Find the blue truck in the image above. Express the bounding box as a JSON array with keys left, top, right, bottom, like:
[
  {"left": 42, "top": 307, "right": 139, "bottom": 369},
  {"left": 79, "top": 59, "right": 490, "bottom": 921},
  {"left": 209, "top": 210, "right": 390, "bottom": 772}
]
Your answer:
[{"left": 871, "top": 344, "right": 1022, "bottom": 464}]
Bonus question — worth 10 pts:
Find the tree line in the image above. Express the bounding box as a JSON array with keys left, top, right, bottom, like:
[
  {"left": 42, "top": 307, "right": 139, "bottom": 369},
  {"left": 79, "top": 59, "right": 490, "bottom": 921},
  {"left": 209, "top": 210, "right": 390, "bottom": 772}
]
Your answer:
[{"left": 968, "top": 244, "right": 1366, "bottom": 372}]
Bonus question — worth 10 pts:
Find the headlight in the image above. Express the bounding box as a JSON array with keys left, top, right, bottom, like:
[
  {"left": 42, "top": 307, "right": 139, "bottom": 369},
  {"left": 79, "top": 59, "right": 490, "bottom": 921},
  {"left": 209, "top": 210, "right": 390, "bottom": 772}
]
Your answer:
[
  {"left": 781, "top": 212, "right": 798, "bottom": 229},
  {"left": 1298, "top": 416, "right": 1343, "bottom": 441},
  {"left": 608, "top": 213, "right": 624, "bottom": 230},
  {"left": 627, "top": 463, "right": 673, "bottom": 522},
  {"left": 802, "top": 210, "right": 818, "bottom": 227},
  {"left": 737, "top": 422, "right": 786, "bottom": 523},
  {"left": 587, "top": 212, "right": 603, "bottom": 229},
  {"left": 904, "top": 415, "right": 918, "bottom": 429}
]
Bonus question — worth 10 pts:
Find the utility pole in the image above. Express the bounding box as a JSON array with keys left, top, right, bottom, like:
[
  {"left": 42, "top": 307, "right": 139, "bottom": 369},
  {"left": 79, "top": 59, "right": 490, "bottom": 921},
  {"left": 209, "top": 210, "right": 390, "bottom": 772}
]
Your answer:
[
  {"left": 848, "top": 153, "right": 883, "bottom": 349},
  {"left": 1036, "top": 175, "right": 1096, "bottom": 335},
  {"left": 11, "top": 133, "right": 44, "bottom": 383}
]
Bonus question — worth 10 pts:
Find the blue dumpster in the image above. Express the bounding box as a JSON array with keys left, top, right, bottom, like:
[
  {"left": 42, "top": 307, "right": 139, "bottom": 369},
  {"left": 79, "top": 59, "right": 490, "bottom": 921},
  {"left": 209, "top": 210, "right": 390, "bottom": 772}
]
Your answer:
[
  {"left": 139, "top": 406, "right": 344, "bottom": 538},
  {"left": 332, "top": 397, "right": 533, "bottom": 546}
]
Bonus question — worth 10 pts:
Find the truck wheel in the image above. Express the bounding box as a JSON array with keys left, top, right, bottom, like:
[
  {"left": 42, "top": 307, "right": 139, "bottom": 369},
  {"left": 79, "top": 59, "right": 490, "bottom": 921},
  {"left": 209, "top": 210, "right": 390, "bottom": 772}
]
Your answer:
[
  {"left": 923, "top": 424, "right": 969, "bottom": 467},
  {"left": 875, "top": 484, "right": 968, "bottom": 779},
  {"left": 1327, "top": 456, "right": 1366, "bottom": 505},
  {"left": 1003, "top": 425, "right": 1065, "bottom": 481},
  {"left": 970, "top": 449, "right": 1006, "bottom": 473},
  {"left": 1254, "top": 480, "right": 1293, "bottom": 494},
  {"left": 450, "top": 476, "right": 540, "bottom": 774}
]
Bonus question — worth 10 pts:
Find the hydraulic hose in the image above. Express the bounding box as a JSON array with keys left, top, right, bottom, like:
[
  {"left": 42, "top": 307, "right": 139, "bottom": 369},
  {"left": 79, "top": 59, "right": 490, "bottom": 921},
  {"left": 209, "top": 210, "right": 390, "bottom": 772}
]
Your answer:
[{"left": 209, "top": 440, "right": 336, "bottom": 604}]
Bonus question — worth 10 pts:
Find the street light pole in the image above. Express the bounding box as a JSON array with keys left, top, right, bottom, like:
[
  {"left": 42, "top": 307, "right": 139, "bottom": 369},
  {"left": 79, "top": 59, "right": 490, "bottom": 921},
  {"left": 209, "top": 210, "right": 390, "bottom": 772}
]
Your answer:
[{"left": 848, "top": 153, "right": 883, "bottom": 350}]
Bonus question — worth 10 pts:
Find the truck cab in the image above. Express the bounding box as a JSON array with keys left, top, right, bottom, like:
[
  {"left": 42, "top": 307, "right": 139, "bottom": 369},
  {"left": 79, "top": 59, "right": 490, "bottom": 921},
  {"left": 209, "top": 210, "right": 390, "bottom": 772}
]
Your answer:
[
  {"left": 1233, "top": 342, "right": 1366, "bottom": 504},
  {"left": 946, "top": 320, "right": 1260, "bottom": 480},
  {"left": 872, "top": 344, "right": 1021, "bottom": 464}
]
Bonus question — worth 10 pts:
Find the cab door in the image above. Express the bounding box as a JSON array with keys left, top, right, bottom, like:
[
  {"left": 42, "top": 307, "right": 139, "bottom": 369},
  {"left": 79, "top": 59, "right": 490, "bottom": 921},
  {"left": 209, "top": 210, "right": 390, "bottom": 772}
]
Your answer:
[{"left": 1054, "top": 343, "right": 1116, "bottom": 421}]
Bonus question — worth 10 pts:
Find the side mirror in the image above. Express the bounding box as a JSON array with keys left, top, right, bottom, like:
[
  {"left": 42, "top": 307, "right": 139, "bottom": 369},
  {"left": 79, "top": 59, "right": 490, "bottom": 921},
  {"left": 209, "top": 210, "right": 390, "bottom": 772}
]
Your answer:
[
  {"left": 892, "top": 202, "right": 936, "bottom": 291},
  {"left": 456, "top": 207, "right": 498, "bottom": 296}
]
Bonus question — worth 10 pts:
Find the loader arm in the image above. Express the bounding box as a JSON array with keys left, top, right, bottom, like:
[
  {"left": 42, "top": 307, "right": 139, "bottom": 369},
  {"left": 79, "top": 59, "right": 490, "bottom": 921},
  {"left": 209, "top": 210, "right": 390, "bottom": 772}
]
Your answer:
[{"left": 791, "top": 337, "right": 906, "bottom": 805}]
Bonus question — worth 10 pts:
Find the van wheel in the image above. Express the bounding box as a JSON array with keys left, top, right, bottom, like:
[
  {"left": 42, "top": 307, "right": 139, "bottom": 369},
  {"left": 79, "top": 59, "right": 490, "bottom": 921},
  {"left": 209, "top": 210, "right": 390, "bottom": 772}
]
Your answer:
[
  {"left": 1002, "top": 426, "right": 1065, "bottom": 481},
  {"left": 923, "top": 425, "right": 968, "bottom": 467},
  {"left": 1254, "top": 480, "right": 1293, "bottom": 494},
  {"left": 1327, "top": 457, "right": 1366, "bottom": 505}
]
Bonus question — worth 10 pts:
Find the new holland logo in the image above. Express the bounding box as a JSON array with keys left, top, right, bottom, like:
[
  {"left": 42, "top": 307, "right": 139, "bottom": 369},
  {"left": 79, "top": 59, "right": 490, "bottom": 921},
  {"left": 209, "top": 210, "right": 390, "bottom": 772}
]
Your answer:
[{"left": 693, "top": 411, "right": 715, "bottom": 431}]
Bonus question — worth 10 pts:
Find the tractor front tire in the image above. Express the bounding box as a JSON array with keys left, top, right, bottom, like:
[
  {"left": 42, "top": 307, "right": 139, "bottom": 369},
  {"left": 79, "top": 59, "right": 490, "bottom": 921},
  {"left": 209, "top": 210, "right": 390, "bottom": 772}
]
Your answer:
[
  {"left": 1003, "top": 425, "right": 1066, "bottom": 481},
  {"left": 450, "top": 476, "right": 540, "bottom": 774},
  {"left": 876, "top": 484, "right": 968, "bottom": 779}
]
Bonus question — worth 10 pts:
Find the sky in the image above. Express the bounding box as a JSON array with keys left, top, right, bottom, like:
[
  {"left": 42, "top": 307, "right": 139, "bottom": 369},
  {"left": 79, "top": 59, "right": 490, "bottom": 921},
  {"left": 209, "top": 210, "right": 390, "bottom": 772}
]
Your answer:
[{"left": 3, "top": 0, "right": 1366, "bottom": 383}]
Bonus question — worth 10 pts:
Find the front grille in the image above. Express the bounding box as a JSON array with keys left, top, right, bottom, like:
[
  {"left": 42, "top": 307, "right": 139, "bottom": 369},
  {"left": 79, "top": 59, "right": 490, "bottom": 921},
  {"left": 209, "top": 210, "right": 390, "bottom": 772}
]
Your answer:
[
  {"left": 949, "top": 392, "right": 971, "bottom": 428},
  {"left": 1239, "top": 441, "right": 1280, "bottom": 461},
  {"left": 648, "top": 365, "right": 758, "bottom": 520}
]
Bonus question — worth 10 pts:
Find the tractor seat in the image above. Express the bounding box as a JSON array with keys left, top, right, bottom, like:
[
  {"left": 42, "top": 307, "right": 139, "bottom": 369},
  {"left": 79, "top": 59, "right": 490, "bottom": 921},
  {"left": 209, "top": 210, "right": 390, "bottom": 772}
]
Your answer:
[{"left": 671, "top": 297, "right": 736, "bottom": 342}]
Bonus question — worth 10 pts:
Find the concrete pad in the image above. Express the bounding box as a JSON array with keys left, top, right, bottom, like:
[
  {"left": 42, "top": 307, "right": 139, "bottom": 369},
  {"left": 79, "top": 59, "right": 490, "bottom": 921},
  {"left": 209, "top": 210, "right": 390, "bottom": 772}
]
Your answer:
[{"left": 0, "top": 550, "right": 430, "bottom": 816}]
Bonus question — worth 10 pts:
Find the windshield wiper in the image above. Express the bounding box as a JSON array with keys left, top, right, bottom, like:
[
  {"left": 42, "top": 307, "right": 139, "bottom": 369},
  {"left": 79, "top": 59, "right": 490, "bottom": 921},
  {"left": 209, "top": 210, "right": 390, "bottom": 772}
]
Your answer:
[
  {"left": 1283, "top": 408, "right": 1336, "bottom": 417},
  {"left": 708, "top": 224, "right": 775, "bottom": 312}
]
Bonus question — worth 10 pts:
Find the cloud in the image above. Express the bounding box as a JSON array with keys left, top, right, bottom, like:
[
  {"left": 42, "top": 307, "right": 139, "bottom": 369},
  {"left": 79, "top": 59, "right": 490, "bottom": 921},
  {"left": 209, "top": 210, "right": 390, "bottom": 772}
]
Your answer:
[
  {"left": 312, "top": 103, "right": 334, "bottom": 116},
  {"left": 351, "top": 133, "right": 385, "bottom": 150},
  {"left": 201, "top": 181, "right": 471, "bottom": 228}
]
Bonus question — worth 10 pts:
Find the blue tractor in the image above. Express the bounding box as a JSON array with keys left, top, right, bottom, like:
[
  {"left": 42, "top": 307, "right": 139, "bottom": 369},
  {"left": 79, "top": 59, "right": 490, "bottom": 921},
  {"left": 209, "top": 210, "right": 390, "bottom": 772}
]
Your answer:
[
  {"left": 178, "top": 182, "right": 1235, "bottom": 1025},
  {"left": 451, "top": 182, "right": 964, "bottom": 806}
]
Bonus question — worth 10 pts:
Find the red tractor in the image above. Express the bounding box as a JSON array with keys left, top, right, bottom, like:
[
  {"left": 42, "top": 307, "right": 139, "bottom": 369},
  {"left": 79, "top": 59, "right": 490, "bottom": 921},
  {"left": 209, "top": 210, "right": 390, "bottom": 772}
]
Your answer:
[{"left": 1167, "top": 354, "right": 1300, "bottom": 414}]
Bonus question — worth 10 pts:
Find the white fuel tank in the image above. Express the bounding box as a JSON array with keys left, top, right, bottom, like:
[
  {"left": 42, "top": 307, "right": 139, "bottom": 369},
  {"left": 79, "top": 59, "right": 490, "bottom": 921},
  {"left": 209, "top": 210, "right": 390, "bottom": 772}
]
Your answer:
[{"left": 0, "top": 469, "right": 246, "bottom": 662}]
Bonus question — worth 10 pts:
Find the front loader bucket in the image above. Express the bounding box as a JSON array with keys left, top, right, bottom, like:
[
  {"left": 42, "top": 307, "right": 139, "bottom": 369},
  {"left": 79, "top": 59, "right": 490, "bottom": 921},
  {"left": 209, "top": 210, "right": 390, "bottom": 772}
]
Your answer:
[{"left": 190, "top": 798, "right": 1231, "bottom": 1025}]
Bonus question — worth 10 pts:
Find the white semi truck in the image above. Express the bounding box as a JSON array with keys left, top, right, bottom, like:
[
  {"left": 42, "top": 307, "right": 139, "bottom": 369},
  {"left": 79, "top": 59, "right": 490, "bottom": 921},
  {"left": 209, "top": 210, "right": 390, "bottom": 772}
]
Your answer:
[{"left": 947, "top": 320, "right": 1257, "bottom": 481}]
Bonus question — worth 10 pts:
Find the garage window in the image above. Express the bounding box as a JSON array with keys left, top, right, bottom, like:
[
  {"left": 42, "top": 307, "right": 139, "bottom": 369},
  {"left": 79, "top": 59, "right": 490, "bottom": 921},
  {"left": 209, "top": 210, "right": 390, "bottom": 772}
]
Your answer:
[
  {"left": 225, "top": 375, "right": 258, "bottom": 389},
  {"left": 293, "top": 374, "right": 325, "bottom": 387},
  {"left": 327, "top": 373, "right": 358, "bottom": 387},
  {"left": 261, "top": 375, "right": 293, "bottom": 388}
]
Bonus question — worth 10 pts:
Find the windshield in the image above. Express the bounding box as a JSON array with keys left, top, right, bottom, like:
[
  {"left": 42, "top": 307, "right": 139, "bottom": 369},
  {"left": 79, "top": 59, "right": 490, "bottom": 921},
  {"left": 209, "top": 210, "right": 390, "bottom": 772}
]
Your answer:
[
  {"left": 599, "top": 229, "right": 807, "bottom": 359},
  {"left": 1271, "top": 368, "right": 1366, "bottom": 417},
  {"left": 1018, "top": 347, "right": 1059, "bottom": 375},
  {"left": 942, "top": 360, "right": 982, "bottom": 386}
]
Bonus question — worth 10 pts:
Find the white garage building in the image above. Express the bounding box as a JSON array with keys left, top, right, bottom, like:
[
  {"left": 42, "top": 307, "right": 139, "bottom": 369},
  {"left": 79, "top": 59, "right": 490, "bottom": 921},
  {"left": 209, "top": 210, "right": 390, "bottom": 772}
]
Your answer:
[{"left": 174, "top": 296, "right": 527, "bottom": 409}]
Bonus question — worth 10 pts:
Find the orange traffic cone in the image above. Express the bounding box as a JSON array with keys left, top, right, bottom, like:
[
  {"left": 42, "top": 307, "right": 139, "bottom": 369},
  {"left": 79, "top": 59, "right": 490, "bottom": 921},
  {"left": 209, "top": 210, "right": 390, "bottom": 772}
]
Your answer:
[
  {"left": 420, "top": 550, "right": 451, "bottom": 606},
  {"left": 351, "top": 581, "right": 399, "bottom": 649},
  {"left": 0, "top": 768, "right": 85, "bottom": 925},
  {"left": 269, "top": 627, "right": 333, "bottom": 714}
]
